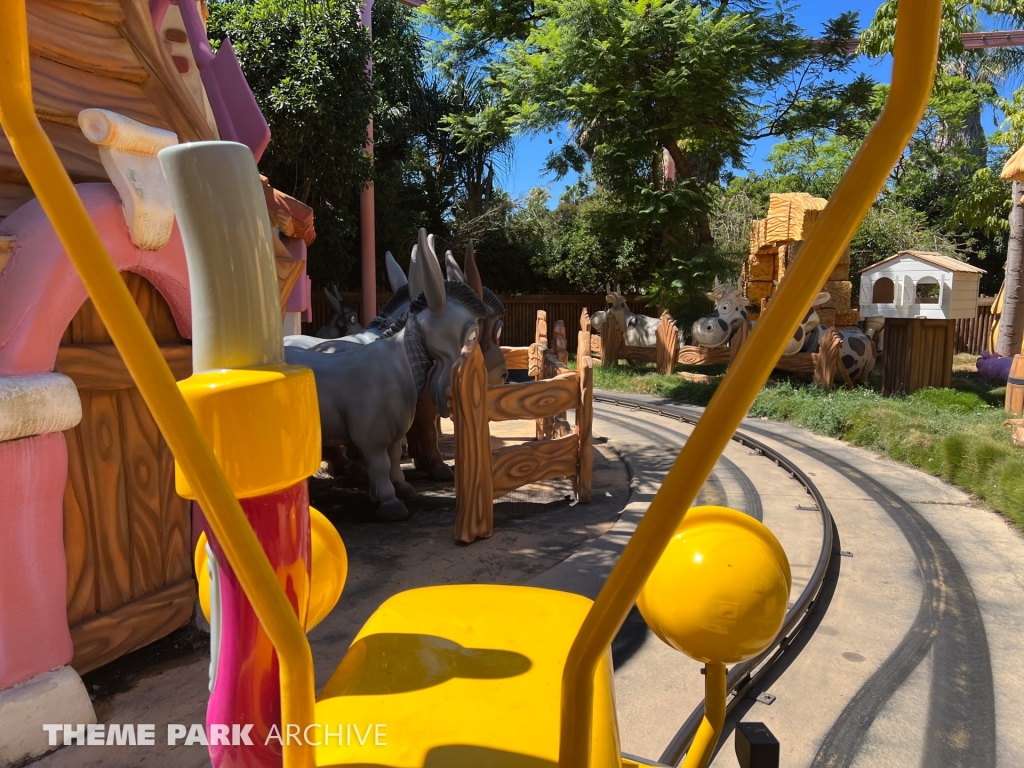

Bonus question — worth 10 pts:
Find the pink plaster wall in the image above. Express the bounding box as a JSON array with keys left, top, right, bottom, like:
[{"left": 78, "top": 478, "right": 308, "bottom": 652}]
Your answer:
[
  {"left": 0, "top": 183, "right": 192, "bottom": 377},
  {"left": 0, "top": 183, "right": 193, "bottom": 690},
  {"left": 0, "top": 434, "right": 73, "bottom": 690}
]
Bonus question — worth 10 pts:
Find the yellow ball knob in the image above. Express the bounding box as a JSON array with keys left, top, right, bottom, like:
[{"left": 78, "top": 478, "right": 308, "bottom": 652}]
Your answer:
[{"left": 637, "top": 506, "right": 791, "bottom": 665}]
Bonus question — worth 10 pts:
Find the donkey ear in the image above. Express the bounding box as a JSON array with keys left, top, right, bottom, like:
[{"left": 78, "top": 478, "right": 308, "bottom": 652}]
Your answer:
[
  {"left": 324, "top": 287, "right": 341, "bottom": 312},
  {"left": 445, "top": 250, "right": 466, "bottom": 282},
  {"left": 418, "top": 228, "right": 446, "bottom": 313},
  {"left": 812, "top": 291, "right": 830, "bottom": 307},
  {"left": 464, "top": 241, "right": 484, "bottom": 299},
  {"left": 385, "top": 251, "right": 408, "bottom": 291},
  {"left": 408, "top": 244, "right": 423, "bottom": 300}
]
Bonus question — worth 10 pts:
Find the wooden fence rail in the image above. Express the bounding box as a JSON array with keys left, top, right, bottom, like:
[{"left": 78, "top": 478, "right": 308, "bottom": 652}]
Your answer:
[
  {"left": 450, "top": 312, "right": 593, "bottom": 544},
  {"left": 588, "top": 308, "right": 849, "bottom": 388},
  {"left": 954, "top": 296, "right": 994, "bottom": 355},
  {"left": 304, "top": 291, "right": 657, "bottom": 352}
]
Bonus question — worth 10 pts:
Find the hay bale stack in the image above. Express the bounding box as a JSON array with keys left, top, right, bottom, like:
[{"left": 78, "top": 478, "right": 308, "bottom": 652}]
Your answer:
[
  {"left": 748, "top": 246, "right": 777, "bottom": 281},
  {"left": 785, "top": 240, "right": 851, "bottom": 284},
  {"left": 749, "top": 219, "right": 769, "bottom": 253},
  {"left": 816, "top": 308, "right": 837, "bottom": 327},
  {"left": 764, "top": 193, "right": 827, "bottom": 243},
  {"left": 747, "top": 280, "right": 773, "bottom": 305},
  {"left": 836, "top": 310, "right": 860, "bottom": 327},
  {"left": 741, "top": 193, "right": 829, "bottom": 307},
  {"left": 820, "top": 280, "right": 852, "bottom": 312}
]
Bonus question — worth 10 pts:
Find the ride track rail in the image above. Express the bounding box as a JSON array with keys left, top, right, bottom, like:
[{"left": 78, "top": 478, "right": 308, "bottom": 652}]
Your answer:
[{"left": 594, "top": 393, "right": 838, "bottom": 767}]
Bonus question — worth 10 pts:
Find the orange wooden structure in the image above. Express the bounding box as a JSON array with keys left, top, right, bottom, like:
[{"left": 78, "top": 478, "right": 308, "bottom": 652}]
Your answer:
[{"left": 450, "top": 314, "right": 594, "bottom": 544}]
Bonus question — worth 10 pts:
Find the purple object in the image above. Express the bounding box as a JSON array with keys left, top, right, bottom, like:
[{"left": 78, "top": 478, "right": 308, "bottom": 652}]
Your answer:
[
  {"left": 174, "top": 0, "right": 271, "bottom": 162},
  {"left": 301, "top": 277, "right": 313, "bottom": 323},
  {"left": 284, "top": 238, "right": 308, "bottom": 313},
  {"left": 977, "top": 351, "right": 1013, "bottom": 383}
]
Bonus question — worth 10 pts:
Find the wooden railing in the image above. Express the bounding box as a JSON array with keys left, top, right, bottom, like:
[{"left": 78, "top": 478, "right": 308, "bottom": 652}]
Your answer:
[
  {"left": 449, "top": 312, "right": 593, "bottom": 544},
  {"left": 304, "top": 290, "right": 658, "bottom": 351},
  {"left": 588, "top": 308, "right": 849, "bottom": 389},
  {"left": 954, "top": 296, "right": 995, "bottom": 355}
]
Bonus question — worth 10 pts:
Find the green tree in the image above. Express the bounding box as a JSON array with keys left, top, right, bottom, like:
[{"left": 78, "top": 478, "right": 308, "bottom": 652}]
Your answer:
[
  {"left": 428, "top": 0, "right": 871, "bottom": 305},
  {"left": 863, "top": 0, "right": 1024, "bottom": 352},
  {"left": 209, "top": 0, "right": 428, "bottom": 286}
]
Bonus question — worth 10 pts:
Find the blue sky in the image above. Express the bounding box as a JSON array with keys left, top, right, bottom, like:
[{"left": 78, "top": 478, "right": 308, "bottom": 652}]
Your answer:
[{"left": 501, "top": 1, "right": 895, "bottom": 203}]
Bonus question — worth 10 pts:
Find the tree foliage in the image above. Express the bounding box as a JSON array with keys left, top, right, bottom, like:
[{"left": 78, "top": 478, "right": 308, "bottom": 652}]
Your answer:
[{"left": 427, "top": 0, "right": 869, "bottom": 309}]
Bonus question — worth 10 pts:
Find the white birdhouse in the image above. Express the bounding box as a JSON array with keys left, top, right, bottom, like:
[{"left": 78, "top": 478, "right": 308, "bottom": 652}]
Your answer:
[{"left": 859, "top": 251, "right": 984, "bottom": 320}]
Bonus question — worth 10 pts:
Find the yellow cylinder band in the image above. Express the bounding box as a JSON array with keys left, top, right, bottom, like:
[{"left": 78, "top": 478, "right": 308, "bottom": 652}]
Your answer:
[{"left": 175, "top": 364, "right": 321, "bottom": 499}]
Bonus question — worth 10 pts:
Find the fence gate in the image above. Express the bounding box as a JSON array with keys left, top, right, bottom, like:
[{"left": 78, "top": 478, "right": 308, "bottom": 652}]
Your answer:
[{"left": 56, "top": 272, "right": 194, "bottom": 673}]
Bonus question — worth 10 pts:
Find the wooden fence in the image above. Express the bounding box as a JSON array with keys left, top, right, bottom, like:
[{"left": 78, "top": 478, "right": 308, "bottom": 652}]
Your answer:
[
  {"left": 450, "top": 312, "right": 593, "bottom": 544},
  {"left": 954, "top": 296, "right": 995, "bottom": 355},
  {"left": 304, "top": 290, "right": 657, "bottom": 352},
  {"left": 590, "top": 309, "right": 850, "bottom": 389}
]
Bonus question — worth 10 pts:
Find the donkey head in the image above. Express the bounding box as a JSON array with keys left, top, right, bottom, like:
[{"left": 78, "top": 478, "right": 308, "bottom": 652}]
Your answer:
[
  {"left": 410, "top": 229, "right": 488, "bottom": 416},
  {"left": 317, "top": 287, "right": 363, "bottom": 339},
  {"left": 691, "top": 279, "right": 749, "bottom": 347}
]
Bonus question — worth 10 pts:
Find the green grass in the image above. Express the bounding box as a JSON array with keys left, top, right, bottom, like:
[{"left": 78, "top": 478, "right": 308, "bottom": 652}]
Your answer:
[{"left": 586, "top": 357, "right": 1024, "bottom": 529}]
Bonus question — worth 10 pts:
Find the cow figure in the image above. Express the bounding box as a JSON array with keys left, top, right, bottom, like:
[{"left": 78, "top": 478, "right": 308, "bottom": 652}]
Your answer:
[
  {"left": 692, "top": 280, "right": 876, "bottom": 383},
  {"left": 597, "top": 287, "right": 660, "bottom": 346},
  {"left": 691, "top": 279, "right": 753, "bottom": 348},
  {"left": 285, "top": 230, "right": 488, "bottom": 520}
]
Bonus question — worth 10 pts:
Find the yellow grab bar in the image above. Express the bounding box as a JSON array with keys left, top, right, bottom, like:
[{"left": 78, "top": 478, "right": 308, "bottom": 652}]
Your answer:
[
  {"left": 557, "top": 1, "right": 942, "bottom": 765},
  {"left": 0, "top": 4, "right": 317, "bottom": 767}
]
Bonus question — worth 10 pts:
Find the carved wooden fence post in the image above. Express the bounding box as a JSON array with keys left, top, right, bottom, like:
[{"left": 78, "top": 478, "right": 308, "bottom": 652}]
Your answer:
[
  {"left": 575, "top": 355, "right": 593, "bottom": 502},
  {"left": 729, "top": 320, "right": 750, "bottom": 363},
  {"left": 602, "top": 312, "right": 623, "bottom": 368},
  {"left": 451, "top": 340, "right": 494, "bottom": 543},
  {"left": 554, "top": 320, "right": 568, "bottom": 365},
  {"left": 536, "top": 309, "right": 548, "bottom": 349},
  {"left": 813, "top": 328, "right": 841, "bottom": 390},
  {"left": 580, "top": 307, "right": 596, "bottom": 363},
  {"left": 656, "top": 312, "right": 679, "bottom": 375}
]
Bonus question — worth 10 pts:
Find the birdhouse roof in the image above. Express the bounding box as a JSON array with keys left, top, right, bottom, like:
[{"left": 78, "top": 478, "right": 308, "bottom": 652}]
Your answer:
[
  {"left": 1001, "top": 144, "right": 1024, "bottom": 181},
  {"left": 859, "top": 251, "right": 986, "bottom": 275}
]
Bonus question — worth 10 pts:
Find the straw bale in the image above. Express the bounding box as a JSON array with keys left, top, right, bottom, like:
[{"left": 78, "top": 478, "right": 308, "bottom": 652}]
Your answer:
[
  {"left": 816, "top": 308, "right": 837, "bottom": 327},
  {"left": 748, "top": 252, "right": 775, "bottom": 281},
  {"left": 775, "top": 245, "right": 790, "bottom": 281},
  {"left": 747, "top": 280, "right": 773, "bottom": 304},
  {"left": 821, "top": 280, "right": 852, "bottom": 312},
  {"left": 749, "top": 219, "right": 768, "bottom": 253},
  {"left": 827, "top": 258, "right": 850, "bottom": 282},
  {"left": 835, "top": 310, "right": 860, "bottom": 327},
  {"left": 764, "top": 193, "right": 827, "bottom": 243}
]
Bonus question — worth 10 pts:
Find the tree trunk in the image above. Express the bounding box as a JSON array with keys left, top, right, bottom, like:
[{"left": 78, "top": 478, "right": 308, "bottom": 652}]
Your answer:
[
  {"left": 997, "top": 181, "right": 1024, "bottom": 357},
  {"left": 663, "top": 141, "right": 714, "bottom": 249}
]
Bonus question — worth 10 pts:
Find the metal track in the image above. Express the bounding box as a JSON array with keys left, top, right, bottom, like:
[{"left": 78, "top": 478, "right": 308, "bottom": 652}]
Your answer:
[{"left": 594, "top": 394, "right": 837, "bottom": 767}]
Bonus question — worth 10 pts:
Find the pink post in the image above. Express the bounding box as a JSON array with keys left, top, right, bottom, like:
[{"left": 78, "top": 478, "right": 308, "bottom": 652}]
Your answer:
[{"left": 204, "top": 483, "right": 311, "bottom": 767}]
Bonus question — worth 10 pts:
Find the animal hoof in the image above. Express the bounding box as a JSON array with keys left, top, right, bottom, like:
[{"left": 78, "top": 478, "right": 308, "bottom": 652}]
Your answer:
[
  {"left": 427, "top": 464, "right": 454, "bottom": 482},
  {"left": 376, "top": 499, "right": 409, "bottom": 522},
  {"left": 396, "top": 483, "right": 418, "bottom": 503}
]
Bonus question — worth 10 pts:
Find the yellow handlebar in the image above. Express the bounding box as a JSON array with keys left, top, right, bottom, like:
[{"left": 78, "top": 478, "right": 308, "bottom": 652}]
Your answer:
[
  {"left": 0, "top": 5, "right": 316, "bottom": 768},
  {"left": 557, "top": 1, "right": 942, "bottom": 765}
]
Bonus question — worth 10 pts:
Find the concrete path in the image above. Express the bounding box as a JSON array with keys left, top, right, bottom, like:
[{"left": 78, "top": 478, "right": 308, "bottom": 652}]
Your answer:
[{"left": 591, "top": 393, "right": 1024, "bottom": 768}]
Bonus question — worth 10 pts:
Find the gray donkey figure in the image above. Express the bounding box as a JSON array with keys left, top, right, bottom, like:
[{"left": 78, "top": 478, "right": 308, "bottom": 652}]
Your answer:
[
  {"left": 284, "top": 252, "right": 409, "bottom": 349},
  {"left": 284, "top": 229, "right": 487, "bottom": 520}
]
